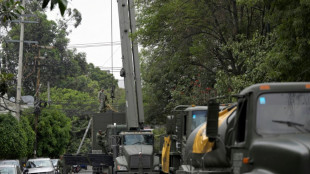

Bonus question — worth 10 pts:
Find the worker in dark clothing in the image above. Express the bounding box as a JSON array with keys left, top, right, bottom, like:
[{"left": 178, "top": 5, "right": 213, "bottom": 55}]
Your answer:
[
  {"left": 98, "top": 88, "right": 107, "bottom": 112},
  {"left": 96, "top": 130, "right": 108, "bottom": 154},
  {"left": 59, "top": 155, "right": 69, "bottom": 174}
]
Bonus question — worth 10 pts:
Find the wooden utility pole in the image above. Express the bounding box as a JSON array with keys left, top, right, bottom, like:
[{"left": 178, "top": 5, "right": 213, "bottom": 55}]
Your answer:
[{"left": 33, "top": 45, "right": 53, "bottom": 157}]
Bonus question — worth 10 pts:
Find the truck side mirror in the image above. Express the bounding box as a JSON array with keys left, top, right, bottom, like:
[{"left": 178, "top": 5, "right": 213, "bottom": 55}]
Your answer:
[{"left": 207, "top": 100, "right": 219, "bottom": 142}]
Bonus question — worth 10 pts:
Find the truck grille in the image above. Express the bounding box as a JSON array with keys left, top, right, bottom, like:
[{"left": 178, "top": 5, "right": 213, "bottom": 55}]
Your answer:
[{"left": 130, "top": 155, "right": 152, "bottom": 169}]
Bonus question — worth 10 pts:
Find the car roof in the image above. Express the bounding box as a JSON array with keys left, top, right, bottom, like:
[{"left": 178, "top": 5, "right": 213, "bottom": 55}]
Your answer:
[
  {"left": 27, "top": 158, "right": 51, "bottom": 161},
  {"left": 0, "top": 160, "right": 19, "bottom": 162},
  {"left": 0, "top": 164, "right": 17, "bottom": 167}
]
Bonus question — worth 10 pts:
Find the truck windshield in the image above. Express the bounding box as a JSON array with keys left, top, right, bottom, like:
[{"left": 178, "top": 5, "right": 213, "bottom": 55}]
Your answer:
[
  {"left": 123, "top": 134, "right": 154, "bottom": 145},
  {"left": 191, "top": 110, "right": 207, "bottom": 131},
  {"left": 257, "top": 93, "right": 310, "bottom": 134}
]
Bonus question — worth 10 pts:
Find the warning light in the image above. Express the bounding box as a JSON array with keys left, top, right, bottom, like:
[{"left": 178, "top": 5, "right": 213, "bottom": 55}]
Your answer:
[
  {"left": 259, "top": 85, "right": 270, "bottom": 90},
  {"left": 243, "top": 157, "right": 250, "bottom": 164},
  {"left": 306, "top": 84, "right": 310, "bottom": 89}
]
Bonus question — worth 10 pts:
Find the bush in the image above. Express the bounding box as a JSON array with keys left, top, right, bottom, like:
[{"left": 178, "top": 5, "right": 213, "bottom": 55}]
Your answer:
[{"left": 0, "top": 114, "right": 27, "bottom": 159}]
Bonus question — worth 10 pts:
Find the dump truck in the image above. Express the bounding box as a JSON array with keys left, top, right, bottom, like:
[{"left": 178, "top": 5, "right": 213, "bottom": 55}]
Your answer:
[{"left": 174, "top": 82, "right": 310, "bottom": 174}]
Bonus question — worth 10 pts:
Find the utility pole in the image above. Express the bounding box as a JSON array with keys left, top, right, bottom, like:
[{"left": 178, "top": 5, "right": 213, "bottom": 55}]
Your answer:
[
  {"left": 15, "top": 0, "right": 25, "bottom": 121},
  {"left": 13, "top": 0, "right": 38, "bottom": 121},
  {"left": 47, "top": 81, "right": 51, "bottom": 106},
  {"left": 33, "top": 45, "right": 53, "bottom": 157}
]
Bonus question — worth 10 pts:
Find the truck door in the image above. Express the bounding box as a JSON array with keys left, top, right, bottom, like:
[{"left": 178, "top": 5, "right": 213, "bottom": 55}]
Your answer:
[{"left": 231, "top": 97, "right": 250, "bottom": 174}]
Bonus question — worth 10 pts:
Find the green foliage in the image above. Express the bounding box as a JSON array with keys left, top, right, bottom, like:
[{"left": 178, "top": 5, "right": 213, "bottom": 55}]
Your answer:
[
  {"left": 263, "top": 0, "right": 310, "bottom": 81},
  {"left": 137, "top": 0, "right": 266, "bottom": 123},
  {"left": 41, "top": 87, "right": 98, "bottom": 116},
  {"left": 40, "top": 88, "right": 97, "bottom": 153},
  {"left": 41, "top": 0, "right": 67, "bottom": 16},
  {"left": 0, "top": 0, "right": 24, "bottom": 23},
  {"left": 38, "top": 108, "right": 71, "bottom": 157},
  {"left": 0, "top": 73, "right": 14, "bottom": 96},
  {"left": 24, "top": 107, "right": 71, "bottom": 158},
  {"left": 0, "top": 113, "right": 27, "bottom": 159},
  {"left": 137, "top": 0, "right": 310, "bottom": 124},
  {"left": 215, "top": 32, "right": 275, "bottom": 97},
  {"left": 3, "top": 9, "right": 83, "bottom": 97},
  {"left": 20, "top": 116, "right": 35, "bottom": 157},
  {"left": 115, "top": 88, "right": 126, "bottom": 113},
  {"left": 88, "top": 63, "right": 118, "bottom": 90},
  {"left": 59, "top": 75, "right": 100, "bottom": 96},
  {"left": 0, "top": 0, "right": 122, "bottom": 156},
  {"left": 153, "top": 127, "right": 166, "bottom": 153}
]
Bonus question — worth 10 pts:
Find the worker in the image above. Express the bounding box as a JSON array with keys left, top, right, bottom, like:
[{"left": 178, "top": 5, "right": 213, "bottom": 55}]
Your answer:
[
  {"left": 96, "top": 130, "right": 107, "bottom": 154},
  {"left": 98, "top": 88, "right": 107, "bottom": 112},
  {"left": 59, "top": 155, "right": 69, "bottom": 174}
]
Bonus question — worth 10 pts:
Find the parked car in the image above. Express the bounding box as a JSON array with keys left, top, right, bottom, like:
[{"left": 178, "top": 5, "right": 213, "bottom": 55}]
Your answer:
[
  {"left": 0, "top": 164, "right": 22, "bottom": 174},
  {"left": 0, "top": 160, "right": 22, "bottom": 170},
  {"left": 23, "top": 158, "right": 55, "bottom": 174}
]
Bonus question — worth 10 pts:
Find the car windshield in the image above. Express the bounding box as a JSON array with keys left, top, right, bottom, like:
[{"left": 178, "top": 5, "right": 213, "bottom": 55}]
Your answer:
[
  {"left": 51, "top": 159, "right": 58, "bottom": 166},
  {"left": 257, "top": 93, "right": 310, "bottom": 134},
  {"left": 123, "top": 134, "right": 153, "bottom": 145},
  {"left": 0, "top": 167, "right": 15, "bottom": 174},
  {"left": 191, "top": 110, "right": 207, "bottom": 131},
  {"left": 26, "top": 160, "right": 53, "bottom": 168}
]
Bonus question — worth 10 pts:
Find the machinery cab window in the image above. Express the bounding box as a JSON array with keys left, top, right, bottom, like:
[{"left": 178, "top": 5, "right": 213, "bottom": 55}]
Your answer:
[
  {"left": 122, "top": 133, "right": 154, "bottom": 145},
  {"left": 191, "top": 110, "right": 207, "bottom": 132},
  {"left": 257, "top": 93, "right": 310, "bottom": 134}
]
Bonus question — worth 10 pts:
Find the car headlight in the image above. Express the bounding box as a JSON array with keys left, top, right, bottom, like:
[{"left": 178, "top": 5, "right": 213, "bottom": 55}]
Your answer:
[
  {"left": 154, "top": 166, "right": 160, "bottom": 171},
  {"left": 117, "top": 165, "right": 127, "bottom": 171}
]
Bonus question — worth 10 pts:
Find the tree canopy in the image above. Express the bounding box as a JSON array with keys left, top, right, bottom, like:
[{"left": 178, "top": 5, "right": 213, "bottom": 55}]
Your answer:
[
  {"left": 0, "top": 0, "right": 124, "bottom": 157},
  {"left": 0, "top": 113, "right": 28, "bottom": 159},
  {"left": 23, "top": 107, "right": 71, "bottom": 158},
  {"left": 136, "top": 0, "right": 310, "bottom": 123}
]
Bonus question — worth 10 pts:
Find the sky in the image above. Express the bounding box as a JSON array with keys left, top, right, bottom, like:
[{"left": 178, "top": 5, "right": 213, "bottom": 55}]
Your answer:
[{"left": 46, "top": 0, "right": 124, "bottom": 87}]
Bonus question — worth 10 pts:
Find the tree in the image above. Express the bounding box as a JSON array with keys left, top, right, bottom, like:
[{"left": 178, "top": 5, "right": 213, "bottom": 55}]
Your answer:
[
  {"left": 1, "top": 0, "right": 81, "bottom": 97},
  {"left": 0, "top": 0, "right": 23, "bottom": 23},
  {"left": 136, "top": 0, "right": 274, "bottom": 123},
  {"left": 0, "top": 113, "right": 27, "bottom": 159},
  {"left": 0, "top": 0, "right": 68, "bottom": 23},
  {"left": 41, "top": 0, "right": 68, "bottom": 16},
  {"left": 40, "top": 88, "right": 98, "bottom": 153},
  {"left": 88, "top": 63, "right": 118, "bottom": 90},
  {"left": 263, "top": 0, "right": 310, "bottom": 81},
  {"left": 20, "top": 115, "right": 35, "bottom": 157},
  {"left": 24, "top": 107, "right": 71, "bottom": 157}
]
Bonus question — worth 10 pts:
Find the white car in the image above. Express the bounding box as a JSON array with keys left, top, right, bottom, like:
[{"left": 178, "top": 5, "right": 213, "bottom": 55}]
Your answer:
[
  {"left": 23, "top": 158, "right": 55, "bottom": 174},
  {"left": 0, "top": 164, "right": 22, "bottom": 174}
]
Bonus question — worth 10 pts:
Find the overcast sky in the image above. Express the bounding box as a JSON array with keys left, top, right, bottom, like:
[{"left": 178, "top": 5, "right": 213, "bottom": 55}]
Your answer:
[{"left": 47, "top": 0, "right": 124, "bottom": 87}]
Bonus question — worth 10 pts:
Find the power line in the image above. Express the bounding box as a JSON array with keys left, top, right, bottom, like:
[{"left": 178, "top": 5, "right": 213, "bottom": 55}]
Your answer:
[
  {"left": 68, "top": 41, "right": 121, "bottom": 48},
  {"left": 102, "top": 45, "right": 121, "bottom": 67},
  {"left": 69, "top": 41, "right": 120, "bottom": 46}
]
